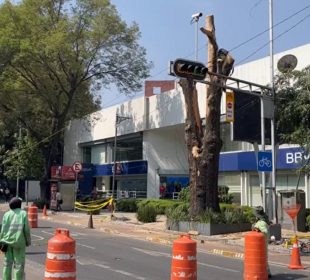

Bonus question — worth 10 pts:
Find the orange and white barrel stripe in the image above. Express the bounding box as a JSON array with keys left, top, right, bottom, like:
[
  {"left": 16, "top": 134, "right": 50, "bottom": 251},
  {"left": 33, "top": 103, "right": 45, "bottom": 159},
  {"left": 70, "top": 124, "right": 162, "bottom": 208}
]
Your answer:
[
  {"left": 45, "top": 229, "right": 76, "bottom": 280},
  {"left": 28, "top": 205, "right": 38, "bottom": 228},
  {"left": 171, "top": 235, "right": 197, "bottom": 280}
]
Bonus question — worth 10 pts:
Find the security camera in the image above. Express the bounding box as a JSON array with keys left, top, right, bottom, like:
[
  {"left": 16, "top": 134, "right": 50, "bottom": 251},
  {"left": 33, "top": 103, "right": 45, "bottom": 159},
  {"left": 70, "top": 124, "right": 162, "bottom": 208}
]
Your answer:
[{"left": 191, "top": 12, "right": 203, "bottom": 19}]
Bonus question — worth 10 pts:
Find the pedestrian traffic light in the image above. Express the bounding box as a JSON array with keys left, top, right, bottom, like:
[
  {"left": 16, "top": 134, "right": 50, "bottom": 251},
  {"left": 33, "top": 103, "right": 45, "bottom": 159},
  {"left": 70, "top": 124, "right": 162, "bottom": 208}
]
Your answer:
[{"left": 172, "top": 58, "right": 208, "bottom": 80}]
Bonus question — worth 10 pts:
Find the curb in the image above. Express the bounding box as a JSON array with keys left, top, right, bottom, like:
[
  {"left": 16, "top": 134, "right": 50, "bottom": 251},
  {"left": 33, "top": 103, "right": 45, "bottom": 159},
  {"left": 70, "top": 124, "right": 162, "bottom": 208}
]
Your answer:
[{"left": 210, "top": 248, "right": 244, "bottom": 259}]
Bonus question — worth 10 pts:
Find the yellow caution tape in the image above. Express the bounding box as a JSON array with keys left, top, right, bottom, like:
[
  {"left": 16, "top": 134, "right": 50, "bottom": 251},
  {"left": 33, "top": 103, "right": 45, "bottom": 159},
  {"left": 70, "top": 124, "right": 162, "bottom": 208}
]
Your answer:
[{"left": 74, "top": 198, "right": 114, "bottom": 212}]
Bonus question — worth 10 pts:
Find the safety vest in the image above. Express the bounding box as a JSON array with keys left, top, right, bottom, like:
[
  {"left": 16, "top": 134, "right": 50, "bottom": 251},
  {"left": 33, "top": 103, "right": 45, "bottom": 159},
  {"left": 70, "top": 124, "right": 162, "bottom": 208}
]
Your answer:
[{"left": 0, "top": 209, "right": 31, "bottom": 248}]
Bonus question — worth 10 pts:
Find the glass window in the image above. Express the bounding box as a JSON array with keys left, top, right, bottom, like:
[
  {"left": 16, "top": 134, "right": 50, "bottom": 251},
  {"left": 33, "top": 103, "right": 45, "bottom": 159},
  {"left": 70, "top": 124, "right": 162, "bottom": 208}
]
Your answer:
[
  {"left": 91, "top": 144, "right": 107, "bottom": 164},
  {"left": 83, "top": 147, "right": 91, "bottom": 163},
  {"left": 220, "top": 123, "right": 243, "bottom": 152},
  {"left": 115, "top": 135, "right": 143, "bottom": 162},
  {"left": 218, "top": 172, "right": 241, "bottom": 193}
]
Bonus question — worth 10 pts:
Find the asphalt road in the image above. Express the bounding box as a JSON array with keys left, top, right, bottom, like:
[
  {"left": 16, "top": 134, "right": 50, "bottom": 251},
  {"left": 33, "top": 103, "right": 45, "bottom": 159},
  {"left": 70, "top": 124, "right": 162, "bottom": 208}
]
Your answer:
[
  {"left": 27, "top": 219, "right": 310, "bottom": 280},
  {"left": 0, "top": 211, "right": 310, "bottom": 279}
]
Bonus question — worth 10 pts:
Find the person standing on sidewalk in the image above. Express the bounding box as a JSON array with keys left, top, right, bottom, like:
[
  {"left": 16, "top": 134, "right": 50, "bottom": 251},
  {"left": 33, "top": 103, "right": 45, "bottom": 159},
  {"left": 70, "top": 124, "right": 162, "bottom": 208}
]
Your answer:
[
  {"left": 56, "top": 190, "right": 62, "bottom": 211},
  {"left": 252, "top": 206, "right": 272, "bottom": 278},
  {"left": 0, "top": 197, "right": 31, "bottom": 280}
]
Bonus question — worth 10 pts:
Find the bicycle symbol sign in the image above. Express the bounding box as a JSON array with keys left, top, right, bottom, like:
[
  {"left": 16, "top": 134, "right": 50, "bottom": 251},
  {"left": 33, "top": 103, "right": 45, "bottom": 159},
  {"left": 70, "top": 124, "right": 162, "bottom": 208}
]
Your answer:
[{"left": 257, "top": 152, "right": 272, "bottom": 172}]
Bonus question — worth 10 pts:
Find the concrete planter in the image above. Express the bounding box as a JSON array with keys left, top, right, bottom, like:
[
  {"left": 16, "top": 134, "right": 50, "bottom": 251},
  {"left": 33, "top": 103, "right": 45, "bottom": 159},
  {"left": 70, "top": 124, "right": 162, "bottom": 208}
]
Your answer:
[{"left": 167, "top": 219, "right": 252, "bottom": 236}]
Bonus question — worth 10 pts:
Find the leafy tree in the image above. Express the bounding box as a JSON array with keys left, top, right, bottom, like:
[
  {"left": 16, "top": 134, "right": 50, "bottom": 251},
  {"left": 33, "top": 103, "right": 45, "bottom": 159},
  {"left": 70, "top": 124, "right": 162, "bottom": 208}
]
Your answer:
[
  {"left": 2, "top": 131, "right": 44, "bottom": 180},
  {"left": 275, "top": 66, "right": 310, "bottom": 173},
  {"left": 0, "top": 0, "right": 151, "bottom": 197}
]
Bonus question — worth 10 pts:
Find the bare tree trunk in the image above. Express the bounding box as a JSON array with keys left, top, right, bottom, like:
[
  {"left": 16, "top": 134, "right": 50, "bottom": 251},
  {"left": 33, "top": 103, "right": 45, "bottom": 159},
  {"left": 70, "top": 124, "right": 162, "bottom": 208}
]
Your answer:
[
  {"left": 180, "top": 15, "right": 234, "bottom": 217},
  {"left": 179, "top": 79, "right": 207, "bottom": 217}
]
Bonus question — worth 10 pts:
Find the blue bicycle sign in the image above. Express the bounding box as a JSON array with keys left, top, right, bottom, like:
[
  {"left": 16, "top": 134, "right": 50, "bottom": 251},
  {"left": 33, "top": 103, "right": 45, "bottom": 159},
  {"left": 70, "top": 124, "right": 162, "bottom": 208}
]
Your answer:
[{"left": 257, "top": 151, "right": 272, "bottom": 172}]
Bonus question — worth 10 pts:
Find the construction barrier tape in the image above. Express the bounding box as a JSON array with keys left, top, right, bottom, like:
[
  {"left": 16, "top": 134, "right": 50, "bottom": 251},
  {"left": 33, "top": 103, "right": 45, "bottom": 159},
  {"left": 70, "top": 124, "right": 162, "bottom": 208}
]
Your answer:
[{"left": 74, "top": 197, "right": 114, "bottom": 212}]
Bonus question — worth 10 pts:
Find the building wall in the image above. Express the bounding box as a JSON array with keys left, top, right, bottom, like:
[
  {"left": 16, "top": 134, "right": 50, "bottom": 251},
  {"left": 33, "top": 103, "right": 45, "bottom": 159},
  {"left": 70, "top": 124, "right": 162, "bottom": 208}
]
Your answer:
[
  {"left": 145, "top": 80, "right": 176, "bottom": 97},
  {"left": 63, "top": 97, "right": 147, "bottom": 165},
  {"left": 232, "top": 43, "right": 310, "bottom": 85},
  {"left": 63, "top": 44, "right": 310, "bottom": 205},
  {"left": 144, "top": 125, "right": 188, "bottom": 198}
]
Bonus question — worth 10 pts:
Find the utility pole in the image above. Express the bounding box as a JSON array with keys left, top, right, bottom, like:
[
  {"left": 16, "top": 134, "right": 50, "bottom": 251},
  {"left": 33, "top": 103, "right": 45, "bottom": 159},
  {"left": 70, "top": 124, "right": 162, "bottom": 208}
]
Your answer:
[
  {"left": 111, "top": 114, "right": 131, "bottom": 199},
  {"left": 269, "top": 0, "right": 278, "bottom": 223},
  {"left": 16, "top": 124, "right": 21, "bottom": 197},
  {"left": 191, "top": 12, "right": 203, "bottom": 60}
]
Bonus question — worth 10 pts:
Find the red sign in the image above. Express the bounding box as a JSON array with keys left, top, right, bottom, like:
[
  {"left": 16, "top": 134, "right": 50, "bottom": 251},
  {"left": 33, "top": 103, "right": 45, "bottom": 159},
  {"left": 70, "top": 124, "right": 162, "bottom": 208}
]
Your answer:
[
  {"left": 72, "top": 161, "right": 83, "bottom": 173},
  {"left": 51, "top": 166, "right": 62, "bottom": 179},
  {"left": 51, "top": 166, "right": 76, "bottom": 180}
]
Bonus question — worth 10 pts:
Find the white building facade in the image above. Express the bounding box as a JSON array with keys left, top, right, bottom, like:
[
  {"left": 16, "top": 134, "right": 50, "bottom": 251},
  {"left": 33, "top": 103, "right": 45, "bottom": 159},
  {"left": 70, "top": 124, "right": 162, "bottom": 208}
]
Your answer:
[{"left": 63, "top": 44, "right": 310, "bottom": 207}]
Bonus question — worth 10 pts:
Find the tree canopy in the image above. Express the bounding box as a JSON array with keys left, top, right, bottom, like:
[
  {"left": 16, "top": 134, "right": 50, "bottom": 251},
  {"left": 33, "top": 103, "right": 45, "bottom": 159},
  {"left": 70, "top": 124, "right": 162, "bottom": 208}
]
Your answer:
[
  {"left": 0, "top": 0, "right": 151, "bottom": 194},
  {"left": 275, "top": 65, "right": 310, "bottom": 172}
]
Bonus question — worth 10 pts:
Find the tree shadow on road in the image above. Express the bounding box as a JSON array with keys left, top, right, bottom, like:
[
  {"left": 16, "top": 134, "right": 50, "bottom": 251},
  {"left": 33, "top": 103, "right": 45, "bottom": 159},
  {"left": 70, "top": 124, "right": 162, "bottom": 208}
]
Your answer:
[
  {"left": 26, "top": 252, "right": 46, "bottom": 255},
  {"left": 272, "top": 273, "right": 309, "bottom": 279}
]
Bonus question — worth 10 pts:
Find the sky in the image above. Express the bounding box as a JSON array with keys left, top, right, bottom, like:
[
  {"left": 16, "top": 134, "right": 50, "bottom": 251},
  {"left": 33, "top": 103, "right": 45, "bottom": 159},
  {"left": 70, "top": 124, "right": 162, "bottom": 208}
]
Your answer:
[{"left": 102, "top": 0, "right": 310, "bottom": 108}]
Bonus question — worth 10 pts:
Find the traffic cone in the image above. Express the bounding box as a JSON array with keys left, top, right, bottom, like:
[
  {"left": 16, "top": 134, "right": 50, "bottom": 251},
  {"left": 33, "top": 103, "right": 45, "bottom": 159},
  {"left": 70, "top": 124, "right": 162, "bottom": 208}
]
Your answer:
[
  {"left": 87, "top": 213, "right": 94, "bottom": 229},
  {"left": 288, "top": 240, "right": 304, "bottom": 269},
  {"left": 43, "top": 204, "right": 48, "bottom": 217}
]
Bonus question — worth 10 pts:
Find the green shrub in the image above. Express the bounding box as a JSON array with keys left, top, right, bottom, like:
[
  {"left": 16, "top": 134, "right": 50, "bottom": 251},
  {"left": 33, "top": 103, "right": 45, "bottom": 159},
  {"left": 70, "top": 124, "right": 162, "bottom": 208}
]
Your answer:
[
  {"left": 137, "top": 199, "right": 182, "bottom": 215},
  {"left": 178, "top": 187, "right": 190, "bottom": 203},
  {"left": 218, "top": 185, "right": 234, "bottom": 204},
  {"left": 241, "top": 206, "right": 256, "bottom": 224},
  {"left": 165, "top": 203, "right": 190, "bottom": 222},
  {"left": 220, "top": 203, "right": 236, "bottom": 212},
  {"left": 33, "top": 198, "right": 49, "bottom": 209},
  {"left": 197, "top": 208, "right": 225, "bottom": 224},
  {"left": 136, "top": 204, "right": 157, "bottom": 223},
  {"left": 116, "top": 199, "right": 139, "bottom": 212},
  {"left": 224, "top": 208, "right": 248, "bottom": 224}
]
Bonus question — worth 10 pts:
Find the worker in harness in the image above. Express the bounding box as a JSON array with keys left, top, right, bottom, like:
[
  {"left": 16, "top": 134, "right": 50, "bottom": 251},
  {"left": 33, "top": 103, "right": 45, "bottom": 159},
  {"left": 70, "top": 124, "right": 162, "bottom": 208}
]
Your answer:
[{"left": 0, "top": 197, "right": 31, "bottom": 280}]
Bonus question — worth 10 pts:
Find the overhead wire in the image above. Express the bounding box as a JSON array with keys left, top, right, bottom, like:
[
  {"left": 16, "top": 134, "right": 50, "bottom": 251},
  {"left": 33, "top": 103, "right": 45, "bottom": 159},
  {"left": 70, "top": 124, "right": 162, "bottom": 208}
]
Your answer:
[
  {"left": 104, "top": 4, "right": 310, "bottom": 108},
  {"left": 6, "top": 4, "right": 310, "bottom": 158}
]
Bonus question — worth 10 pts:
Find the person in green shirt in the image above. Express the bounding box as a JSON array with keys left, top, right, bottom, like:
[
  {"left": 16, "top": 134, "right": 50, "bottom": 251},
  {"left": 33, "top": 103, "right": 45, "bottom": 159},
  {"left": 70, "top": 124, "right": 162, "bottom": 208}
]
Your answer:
[
  {"left": 253, "top": 206, "right": 272, "bottom": 278},
  {"left": 0, "top": 197, "right": 31, "bottom": 280}
]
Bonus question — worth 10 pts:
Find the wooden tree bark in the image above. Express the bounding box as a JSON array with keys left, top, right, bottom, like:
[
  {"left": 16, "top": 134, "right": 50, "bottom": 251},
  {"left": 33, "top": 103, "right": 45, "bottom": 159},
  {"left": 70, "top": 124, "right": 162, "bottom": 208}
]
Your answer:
[
  {"left": 201, "top": 16, "right": 221, "bottom": 212},
  {"left": 180, "top": 15, "right": 234, "bottom": 217},
  {"left": 180, "top": 79, "right": 207, "bottom": 217}
]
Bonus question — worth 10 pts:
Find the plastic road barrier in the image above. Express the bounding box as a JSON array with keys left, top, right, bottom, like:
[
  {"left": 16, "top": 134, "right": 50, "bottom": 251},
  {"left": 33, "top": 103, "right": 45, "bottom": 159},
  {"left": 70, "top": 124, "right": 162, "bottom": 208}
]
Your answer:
[
  {"left": 45, "top": 228, "right": 76, "bottom": 280},
  {"left": 28, "top": 204, "right": 38, "bottom": 228},
  {"left": 243, "top": 231, "right": 267, "bottom": 280},
  {"left": 171, "top": 235, "right": 197, "bottom": 279}
]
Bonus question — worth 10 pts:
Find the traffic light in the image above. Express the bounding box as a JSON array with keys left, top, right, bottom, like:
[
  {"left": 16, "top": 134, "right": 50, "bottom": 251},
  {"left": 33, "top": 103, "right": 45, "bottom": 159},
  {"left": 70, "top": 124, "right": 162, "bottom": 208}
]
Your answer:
[{"left": 172, "top": 58, "right": 208, "bottom": 80}]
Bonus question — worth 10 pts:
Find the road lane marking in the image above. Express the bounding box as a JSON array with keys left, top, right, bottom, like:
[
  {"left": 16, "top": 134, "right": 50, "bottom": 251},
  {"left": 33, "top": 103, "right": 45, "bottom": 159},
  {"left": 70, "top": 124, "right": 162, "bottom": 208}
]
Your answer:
[
  {"left": 132, "top": 247, "right": 170, "bottom": 257},
  {"left": 94, "top": 264, "right": 146, "bottom": 280},
  {"left": 198, "top": 262, "right": 239, "bottom": 273},
  {"left": 76, "top": 242, "right": 95, "bottom": 249},
  {"left": 132, "top": 247, "right": 239, "bottom": 273},
  {"left": 42, "top": 230, "right": 53, "bottom": 236},
  {"left": 31, "top": 234, "right": 45, "bottom": 241}
]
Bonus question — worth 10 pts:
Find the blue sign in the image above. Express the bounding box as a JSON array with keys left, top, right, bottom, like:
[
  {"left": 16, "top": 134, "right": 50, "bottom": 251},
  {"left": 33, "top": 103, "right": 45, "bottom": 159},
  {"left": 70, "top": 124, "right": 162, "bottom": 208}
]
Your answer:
[{"left": 257, "top": 151, "right": 272, "bottom": 172}]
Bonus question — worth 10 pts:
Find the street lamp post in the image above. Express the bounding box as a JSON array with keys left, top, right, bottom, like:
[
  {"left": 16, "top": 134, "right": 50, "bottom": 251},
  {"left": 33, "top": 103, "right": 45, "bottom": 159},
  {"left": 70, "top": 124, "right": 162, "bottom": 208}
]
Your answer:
[
  {"left": 111, "top": 114, "right": 131, "bottom": 199},
  {"left": 191, "top": 12, "right": 203, "bottom": 60},
  {"left": 269, "top": 0, "right": 278, "bottom": 223}
]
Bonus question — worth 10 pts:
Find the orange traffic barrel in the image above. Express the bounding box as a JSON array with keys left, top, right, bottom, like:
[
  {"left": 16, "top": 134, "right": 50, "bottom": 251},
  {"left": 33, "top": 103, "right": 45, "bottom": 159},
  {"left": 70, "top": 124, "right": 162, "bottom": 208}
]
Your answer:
[
  {"left": 244, "top": 231, "right": 268, "bottom": 280},
  {"left": 45, "top": 228, "right": 76, "bottom": 280},
  {"left": 28, "top": 205, "right": 38, "bottom": 228},
  {"left": 171, "top": 235, "right": 197, "bottom": 279}
]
